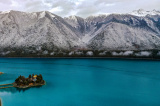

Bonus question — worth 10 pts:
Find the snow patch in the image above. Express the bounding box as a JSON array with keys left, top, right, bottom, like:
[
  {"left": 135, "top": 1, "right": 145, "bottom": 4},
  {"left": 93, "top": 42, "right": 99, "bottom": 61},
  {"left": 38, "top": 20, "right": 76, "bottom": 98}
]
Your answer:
[
  {"left": 123, "top": 51, "right": 133, "bottom": 56},
  {"left": 112, "top": 52, "right": 123, "bottom": 56},
  {"left": 112, "top": 51, "right": 133, "bottom": 56},
  {"left": 50, "top": 52, "right": 55, "bottom": 56},
  {"left": 135, "top": 51, "right": 151, "bottom": 57},
  {"left": 75, "top": 51, "right": 83, "bottom": 55},
  {"left": 86, "top": 51, "right": 93, "bottom": 56},
  {"left": 36, "top": 46, "right": 42, "bottom": 51},
  {"left": 42, "top": 50, "right": 48, "bottom": 55},
  {"left": 69, "top": 51, "right": 74, "bottom": 56},
  {"left": 99, "top": 51, "right": 107, "bottom": 56}
]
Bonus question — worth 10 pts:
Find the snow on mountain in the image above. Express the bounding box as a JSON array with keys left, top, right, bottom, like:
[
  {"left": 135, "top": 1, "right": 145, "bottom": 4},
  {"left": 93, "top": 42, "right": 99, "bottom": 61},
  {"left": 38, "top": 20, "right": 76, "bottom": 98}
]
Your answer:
[
  {"left": 129, "top": 9, "right": 160, "bottom": 16},
  {"left": 64, "top": 10, "right": 160, "bottom": 50},
  {"left": 0, "top": 10, "right": 160, "bottom": 54},
  {"left": 88, "top": 22, "right": 160, "bottom": 50},
  {"left": 0, "top": 10, "right": 82, "bottom": 51},
  {"left": 64, "top": 15, "right": 85, "bottom": 37}
]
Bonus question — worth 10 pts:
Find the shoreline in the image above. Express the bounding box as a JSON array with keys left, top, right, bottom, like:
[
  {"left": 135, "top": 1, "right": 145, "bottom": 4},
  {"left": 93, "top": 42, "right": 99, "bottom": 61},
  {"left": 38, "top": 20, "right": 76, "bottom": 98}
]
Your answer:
[
  {"left": 13, "top": 82, "right": 45, "bottom": 89},
  {"left": 0, "top": 57, "right": 160, "bottom": 61}
]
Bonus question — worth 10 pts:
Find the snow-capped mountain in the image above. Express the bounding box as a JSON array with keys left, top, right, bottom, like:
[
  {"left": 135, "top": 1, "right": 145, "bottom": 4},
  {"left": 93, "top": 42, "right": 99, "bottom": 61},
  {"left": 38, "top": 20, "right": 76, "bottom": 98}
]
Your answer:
[
  {"left": 64, "top": 10, "right": 160, "bottom": 50},
  {"left": 129, "top": 9, "right": 160, "bottom": 16},
  {"left": 0, "top": 10, "right": 82, "bottom": 51},
  {"left": 0, "top": 9, "right": 160, "bottom": 56},
  {"left": 84, "top": 14, "right": 160, "bottom": 50}
]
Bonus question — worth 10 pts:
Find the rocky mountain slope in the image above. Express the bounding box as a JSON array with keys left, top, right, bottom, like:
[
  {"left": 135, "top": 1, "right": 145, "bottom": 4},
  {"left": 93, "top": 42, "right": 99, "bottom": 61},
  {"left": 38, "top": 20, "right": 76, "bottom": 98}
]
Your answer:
[
  {"left": 85, "top": 14, "right": 160, "bottom": 50},
  {"left": 0, "top": 9, "right": 160, "bottom": 56},
  {"left": 0, "top": 10, "right": 82, "bottom": 51},
  {"left": 65, "top": 9, "right": 160, "bottom": 50}
]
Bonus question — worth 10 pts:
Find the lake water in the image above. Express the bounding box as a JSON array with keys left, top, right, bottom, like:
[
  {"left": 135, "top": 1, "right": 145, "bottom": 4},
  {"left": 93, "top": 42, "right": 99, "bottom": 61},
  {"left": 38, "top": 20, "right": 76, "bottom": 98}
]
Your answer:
[{"left": 0, "top": 58, "right": 160, "bottom": 106}]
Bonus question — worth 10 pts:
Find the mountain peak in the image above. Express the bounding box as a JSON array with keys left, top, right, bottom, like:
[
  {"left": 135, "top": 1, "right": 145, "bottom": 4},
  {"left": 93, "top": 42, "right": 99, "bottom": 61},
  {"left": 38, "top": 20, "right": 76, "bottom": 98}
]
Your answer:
[
  {"left": 129, "top": 9, "right": 160, "bottom": 16},
  {"left": 0, "top": 10, "right": 18, "bottom": 14},
  {"left": 69, "top": 15, "right": 79, "bottom": 20}
]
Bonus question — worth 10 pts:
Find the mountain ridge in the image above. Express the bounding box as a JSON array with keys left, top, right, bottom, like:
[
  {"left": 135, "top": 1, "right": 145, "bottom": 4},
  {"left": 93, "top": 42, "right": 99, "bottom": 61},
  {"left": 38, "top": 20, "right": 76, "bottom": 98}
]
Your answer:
[{"left": 0, "top": 9, "right": 160, "bottom": 57}]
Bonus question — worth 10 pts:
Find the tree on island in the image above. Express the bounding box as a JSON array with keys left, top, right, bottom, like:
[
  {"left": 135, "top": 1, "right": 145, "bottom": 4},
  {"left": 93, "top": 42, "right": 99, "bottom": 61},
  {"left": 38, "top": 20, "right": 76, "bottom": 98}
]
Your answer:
[
  {"left": 15, "top": 74, "right": 44, "bottom": 86},
  {"left": 36, "top": 74, "right": 43, "bottom": 83},
  {"left": 32, "top": 74, "right": 34, "bottom": 78},
  {"left": 29, "top": 74, "right": 31, "bottom": 78}
]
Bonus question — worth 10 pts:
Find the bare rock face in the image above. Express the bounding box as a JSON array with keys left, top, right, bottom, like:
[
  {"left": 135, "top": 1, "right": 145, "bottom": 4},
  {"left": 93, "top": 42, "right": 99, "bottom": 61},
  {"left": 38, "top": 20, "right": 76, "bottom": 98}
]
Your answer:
[{"left": 0, "top": 9, "right": 160, "bottom": 54}]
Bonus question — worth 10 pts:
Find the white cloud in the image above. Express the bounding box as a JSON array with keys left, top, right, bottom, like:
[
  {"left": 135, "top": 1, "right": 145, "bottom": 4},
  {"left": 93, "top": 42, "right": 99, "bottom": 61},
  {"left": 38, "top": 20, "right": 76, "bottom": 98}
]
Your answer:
[
  {"left": 11, "top": 1, "right": 18, "bottom": 7},
  {"left": 0, "top": 0, "right": 159, "bottom": 17},
  {"left": 49, "top": 7, "right": 63, "bottom": 13}
]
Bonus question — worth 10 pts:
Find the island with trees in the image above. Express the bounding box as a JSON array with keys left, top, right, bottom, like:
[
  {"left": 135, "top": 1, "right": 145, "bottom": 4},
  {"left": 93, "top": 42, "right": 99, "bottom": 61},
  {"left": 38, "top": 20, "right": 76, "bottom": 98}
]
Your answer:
[{"left": 13, "top": 74, "right": 45, "bottom": 88}]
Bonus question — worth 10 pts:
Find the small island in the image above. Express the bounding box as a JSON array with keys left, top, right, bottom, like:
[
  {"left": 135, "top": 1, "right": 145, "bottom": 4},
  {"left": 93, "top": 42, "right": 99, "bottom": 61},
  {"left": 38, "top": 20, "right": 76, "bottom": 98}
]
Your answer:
[
  {"left": 13, "top": 74, "right": 45, "bottom": 88},
  {"left": 0, "top": 72, "right": 3, "bottom": 75}
]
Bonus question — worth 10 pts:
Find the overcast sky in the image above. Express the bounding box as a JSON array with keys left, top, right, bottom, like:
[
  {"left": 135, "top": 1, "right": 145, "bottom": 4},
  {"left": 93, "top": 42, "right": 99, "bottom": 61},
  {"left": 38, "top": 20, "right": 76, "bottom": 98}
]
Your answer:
[{"left": 0, "top": 0, "right": 160, "bottom": 18}]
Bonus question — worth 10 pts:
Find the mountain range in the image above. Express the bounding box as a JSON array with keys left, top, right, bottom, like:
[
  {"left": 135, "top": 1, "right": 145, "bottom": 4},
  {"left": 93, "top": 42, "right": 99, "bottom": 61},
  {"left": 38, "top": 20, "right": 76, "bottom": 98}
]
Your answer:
[{"left": 0, "top": 9, "right": 160, "bottom": 57}]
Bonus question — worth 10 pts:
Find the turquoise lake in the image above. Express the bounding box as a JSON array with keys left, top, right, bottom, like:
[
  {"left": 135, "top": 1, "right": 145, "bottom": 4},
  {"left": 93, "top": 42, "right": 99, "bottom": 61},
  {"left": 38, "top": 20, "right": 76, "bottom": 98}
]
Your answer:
[{"left": 0, "top": 58, "right": 160, "bottom": 106}]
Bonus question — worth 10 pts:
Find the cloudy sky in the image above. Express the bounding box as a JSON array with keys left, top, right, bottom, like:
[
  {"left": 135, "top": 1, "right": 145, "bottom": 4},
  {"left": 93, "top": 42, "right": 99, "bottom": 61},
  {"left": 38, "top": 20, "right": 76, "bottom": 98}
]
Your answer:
[{"left": 0, "top": 0, "right": 160, "bottom": 17}]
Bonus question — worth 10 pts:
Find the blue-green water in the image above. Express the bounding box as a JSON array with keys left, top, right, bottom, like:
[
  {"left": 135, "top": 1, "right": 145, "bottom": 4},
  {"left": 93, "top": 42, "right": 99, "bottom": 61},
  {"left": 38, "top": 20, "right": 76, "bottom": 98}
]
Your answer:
[{"left": 0, "top": 58, "right": 160, "bottom": 106}]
